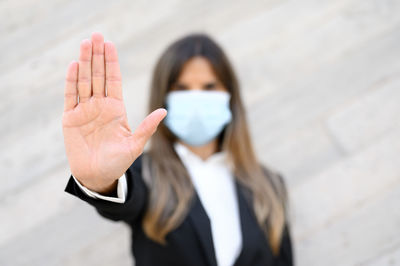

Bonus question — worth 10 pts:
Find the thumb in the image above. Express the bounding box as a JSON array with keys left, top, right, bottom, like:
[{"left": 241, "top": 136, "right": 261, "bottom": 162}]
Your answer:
[{"left": 130, "top": 108, "right": 167, "bottom": 152}]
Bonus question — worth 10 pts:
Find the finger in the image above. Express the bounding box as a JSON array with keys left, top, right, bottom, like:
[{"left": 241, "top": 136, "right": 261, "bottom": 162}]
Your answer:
[
  {"left": 64, "top": 61, "right": 78, "bottom": 111},
  {"left": 105, "top": 41, "right": 122, "bottom": 100},
  {"left": 78, "top": 39, "right": 92, "bottom": 103},
  {"left": 91, "top": 32, "right": 105, "bottom": 97},
  {"left": 130, "top": 108, "right": 168, "bottom": 152}
]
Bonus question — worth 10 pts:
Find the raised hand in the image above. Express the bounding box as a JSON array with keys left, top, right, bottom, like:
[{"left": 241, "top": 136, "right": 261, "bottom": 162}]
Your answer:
[{"left": 62, "top": 32, "right": 166, "bottom": 194}]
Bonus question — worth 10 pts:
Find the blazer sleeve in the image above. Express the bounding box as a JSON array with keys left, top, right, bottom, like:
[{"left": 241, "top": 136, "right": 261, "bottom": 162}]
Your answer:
[{"left": 64, "top": 154, "right": 148, "bottom": 225}]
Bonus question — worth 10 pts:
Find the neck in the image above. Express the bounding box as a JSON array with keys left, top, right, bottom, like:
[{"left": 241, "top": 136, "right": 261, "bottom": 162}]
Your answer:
[{"left": 179, "top": 138, "right": 220, "bottom": 161}]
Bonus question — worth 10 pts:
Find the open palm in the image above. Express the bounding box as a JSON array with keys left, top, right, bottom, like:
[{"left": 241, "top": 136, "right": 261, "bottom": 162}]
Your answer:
[{"left": 62, "top": 32, "right": 166, "bottom": 193}]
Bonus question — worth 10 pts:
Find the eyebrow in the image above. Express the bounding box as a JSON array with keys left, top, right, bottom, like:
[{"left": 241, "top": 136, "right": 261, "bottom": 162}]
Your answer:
[{"left": 174, "top": 83, "right": 188, "bottom": 90}]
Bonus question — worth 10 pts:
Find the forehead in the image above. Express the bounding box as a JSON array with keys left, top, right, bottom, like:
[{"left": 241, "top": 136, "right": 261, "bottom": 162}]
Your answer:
[{"left": 177, "top": 56, "right": 217, "bottom": 82}]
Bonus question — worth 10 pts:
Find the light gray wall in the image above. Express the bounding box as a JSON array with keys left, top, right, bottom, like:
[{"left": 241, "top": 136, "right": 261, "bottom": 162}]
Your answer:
[{"left": 1, "top": 0, "right": 399, "bottom": 265}]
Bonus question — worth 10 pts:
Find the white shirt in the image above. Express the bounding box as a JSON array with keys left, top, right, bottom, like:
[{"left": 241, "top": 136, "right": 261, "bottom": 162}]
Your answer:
[{"left": 72, "top": 142, "right": 242, "bottom": 266}]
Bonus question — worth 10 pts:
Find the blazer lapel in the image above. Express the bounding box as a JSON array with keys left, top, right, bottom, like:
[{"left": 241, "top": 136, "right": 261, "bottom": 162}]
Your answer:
[
  {"left": 186, "top": 179, "right": 271, "bottom": 266},
  {"left": 188, "top": 192, "right": 218, "bottom": 266}
]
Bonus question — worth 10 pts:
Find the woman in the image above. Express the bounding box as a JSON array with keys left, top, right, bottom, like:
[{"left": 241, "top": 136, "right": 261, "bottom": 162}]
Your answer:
[{"left": 63, "top": 32, "right": 293, "bottom": 266}]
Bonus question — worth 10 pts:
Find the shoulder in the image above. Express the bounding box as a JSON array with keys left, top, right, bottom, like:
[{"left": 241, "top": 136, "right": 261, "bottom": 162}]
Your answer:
[
  {"left": 129, "top": 153, "right": 144, "bottom": 172},
  {"left": 128, "top": 151, "right": 152, "bottom": 173},
  {"left": 127, "top": 152, "right": 154, "bottom": 188},
  {"left": 260, "top": 164, "right": 289, "bottom": 209},
  {"left": 260, "top": 165, "right": 287, "bottom": 193}
]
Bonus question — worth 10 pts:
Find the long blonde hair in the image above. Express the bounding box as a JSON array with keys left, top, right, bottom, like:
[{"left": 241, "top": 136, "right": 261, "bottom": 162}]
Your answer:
[{"left": 142, "top": 33, "right": 288, "bottom": 255}]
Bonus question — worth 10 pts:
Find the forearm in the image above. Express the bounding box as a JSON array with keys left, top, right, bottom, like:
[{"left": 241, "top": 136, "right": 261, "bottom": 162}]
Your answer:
[{"left": 64, "top": 156, "right": 148, "bottom": 224}]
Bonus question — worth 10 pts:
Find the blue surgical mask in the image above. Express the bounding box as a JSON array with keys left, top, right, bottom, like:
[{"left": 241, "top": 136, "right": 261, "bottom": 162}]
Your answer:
[{"left": 164, "top": 90, "right": 232, "bottom": 146}]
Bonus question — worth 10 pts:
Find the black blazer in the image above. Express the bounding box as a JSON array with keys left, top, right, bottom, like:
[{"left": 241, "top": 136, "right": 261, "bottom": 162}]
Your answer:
[{"left": 65, "top": 153, "right": 294, "bottom": 266}]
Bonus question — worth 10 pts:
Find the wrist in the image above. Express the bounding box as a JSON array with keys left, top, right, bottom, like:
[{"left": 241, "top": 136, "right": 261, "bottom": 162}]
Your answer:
[{"left": 80, "top": 178, "right": 119, "bottom": 196}]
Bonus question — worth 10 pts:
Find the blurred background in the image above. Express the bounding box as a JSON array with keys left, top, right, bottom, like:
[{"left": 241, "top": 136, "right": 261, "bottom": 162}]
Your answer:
[{"left": 1, "top": 0, "right": 400, "bottom": 265}]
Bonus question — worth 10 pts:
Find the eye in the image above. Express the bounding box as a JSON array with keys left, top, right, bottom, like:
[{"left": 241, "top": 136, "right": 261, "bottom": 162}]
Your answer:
[
  {"left": 204, "top": 82, "right": 217, "bottom": 90},
  {"left": 173, "top": 83, "right": 188, "bottom": 91}
]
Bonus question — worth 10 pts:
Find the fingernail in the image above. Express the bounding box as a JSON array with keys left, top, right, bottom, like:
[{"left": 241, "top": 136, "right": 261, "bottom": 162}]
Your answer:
[{"left": 81, "top": 39, "right": 91, "bottom": 45}]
